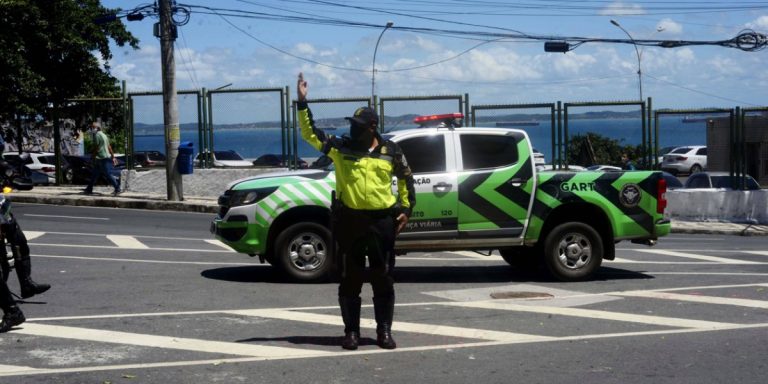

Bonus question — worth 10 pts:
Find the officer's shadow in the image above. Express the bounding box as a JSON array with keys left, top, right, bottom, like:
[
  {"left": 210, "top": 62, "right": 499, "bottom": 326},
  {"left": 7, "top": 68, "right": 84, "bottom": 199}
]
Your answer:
[{"left": 236, "top": 335, "right": 378, "bottom": 347}]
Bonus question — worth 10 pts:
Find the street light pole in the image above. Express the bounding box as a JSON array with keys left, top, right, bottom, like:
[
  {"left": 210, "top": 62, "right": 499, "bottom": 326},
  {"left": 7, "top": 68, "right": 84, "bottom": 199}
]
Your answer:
[
  {"left": 371, "top": 21, "right": 394, "bottom": 101},
  {"left": 610, "top": 19, "right": 643, "bottom": 102}
]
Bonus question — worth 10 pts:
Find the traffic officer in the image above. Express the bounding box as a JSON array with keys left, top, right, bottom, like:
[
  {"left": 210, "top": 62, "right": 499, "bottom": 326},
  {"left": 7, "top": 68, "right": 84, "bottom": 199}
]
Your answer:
[
  {"left": 296, "top": 73, "right": 415, "bottom": 350},
  {"left": 0, "top": 275, "right": 25, "bottom": 333}
]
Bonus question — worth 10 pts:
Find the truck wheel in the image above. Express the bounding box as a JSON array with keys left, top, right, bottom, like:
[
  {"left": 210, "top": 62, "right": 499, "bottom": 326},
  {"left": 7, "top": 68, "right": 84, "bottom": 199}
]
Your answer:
[
  {"left": 543, "top": 222, "right": 603, "bottom": 281},
  {"left": 274, "top": 222, "right": 333, "bottom": 282},
  {"left": 690, "top": 164, "right": 702, "bottom": 174}
]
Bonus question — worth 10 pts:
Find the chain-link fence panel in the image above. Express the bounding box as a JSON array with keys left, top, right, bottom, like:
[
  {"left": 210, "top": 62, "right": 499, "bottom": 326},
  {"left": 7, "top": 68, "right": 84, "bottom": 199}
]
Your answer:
[
  {"left": 291, "top": 98, "right": 371, "bottom": 168},
  {"left": 563, "top": 101, "right": 646, "bottom": 169},
  {"left": 379, "top": 95, "right": 464, "bottom": 133},
  {"left": 471, "top": 103, "right": 557, "bottom": 167},
  {"left": 128, "top": 91, "right": 202, "bottom": 170},
  {"left": 206, "top": 88, "right": 286, "bottom": 168},
  {"left": 652, "top": 108, "right": 732, "bottom": 181}
]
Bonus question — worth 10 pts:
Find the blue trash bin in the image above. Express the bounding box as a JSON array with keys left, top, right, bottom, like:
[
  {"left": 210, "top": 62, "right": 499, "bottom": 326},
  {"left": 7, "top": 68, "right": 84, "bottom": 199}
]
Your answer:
[{"left": 178, "top": 141, "right": 194, "bottom": 175}]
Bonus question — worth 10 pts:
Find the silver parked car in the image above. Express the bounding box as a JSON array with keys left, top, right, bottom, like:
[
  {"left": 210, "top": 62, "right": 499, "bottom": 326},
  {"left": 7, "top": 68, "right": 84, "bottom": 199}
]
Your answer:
[
  {"left": 661, "top": 145, "right": 707, "bottom": 175},
  {"left": 684, "top": 171, "right": 761, "bottom": 190}
]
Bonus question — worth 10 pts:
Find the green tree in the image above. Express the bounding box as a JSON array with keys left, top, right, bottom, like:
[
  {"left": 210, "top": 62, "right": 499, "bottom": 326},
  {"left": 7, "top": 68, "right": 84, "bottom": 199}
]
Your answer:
[
  {"left": 567, "top": 132, "right": 644, "bottom": 168},
  {"left": 0, "top": 0, "right": 139, "bottom": 120}
]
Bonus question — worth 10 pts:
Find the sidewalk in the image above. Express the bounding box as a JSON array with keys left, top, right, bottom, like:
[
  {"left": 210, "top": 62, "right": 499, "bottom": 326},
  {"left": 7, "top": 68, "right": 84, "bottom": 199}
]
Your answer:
[
  {"left": 7, "top": 185, "right": 768, "bottom": 236},
  {"left": 9, "top": 185, "right": 218, "bottom": 214}
]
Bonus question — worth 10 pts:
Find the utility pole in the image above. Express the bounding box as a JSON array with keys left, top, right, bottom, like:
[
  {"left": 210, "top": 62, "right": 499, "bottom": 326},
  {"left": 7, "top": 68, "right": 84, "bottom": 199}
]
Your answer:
[{"left": 159, "top": 0, "right": 182, "bottom": 200}]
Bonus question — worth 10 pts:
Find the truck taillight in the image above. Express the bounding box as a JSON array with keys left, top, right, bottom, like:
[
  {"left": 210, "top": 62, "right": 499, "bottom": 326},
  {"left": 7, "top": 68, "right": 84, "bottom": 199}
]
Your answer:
[{"left": 657, "top": 178, "right": 667, "bottom": 214}]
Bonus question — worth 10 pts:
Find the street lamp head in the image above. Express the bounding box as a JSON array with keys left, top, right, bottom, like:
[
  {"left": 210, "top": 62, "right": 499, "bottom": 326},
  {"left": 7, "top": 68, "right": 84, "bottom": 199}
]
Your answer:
[
  {"left": 372, "top": 22, "right": 395, "bottom": 100},
  {"left": 610, "top": 19, "right": 620, "bottom": 27}
]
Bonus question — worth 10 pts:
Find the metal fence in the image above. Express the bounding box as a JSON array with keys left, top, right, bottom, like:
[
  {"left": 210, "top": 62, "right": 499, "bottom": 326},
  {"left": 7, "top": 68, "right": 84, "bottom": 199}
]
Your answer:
[
  {"left": 471, "top": 103, "right": 557, "bottom": 166},
  {"left": 291, "top": 97, "right": 372, "bottom": 167},
  {"left": 4, "top": 87, "right": 766, "bottom": 190}
]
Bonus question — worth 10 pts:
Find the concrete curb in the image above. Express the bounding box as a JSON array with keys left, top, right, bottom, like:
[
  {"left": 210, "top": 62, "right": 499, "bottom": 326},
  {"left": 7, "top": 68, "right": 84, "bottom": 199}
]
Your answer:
[{"left": 11, "top": 190, "right": 218, "bottom": 214}]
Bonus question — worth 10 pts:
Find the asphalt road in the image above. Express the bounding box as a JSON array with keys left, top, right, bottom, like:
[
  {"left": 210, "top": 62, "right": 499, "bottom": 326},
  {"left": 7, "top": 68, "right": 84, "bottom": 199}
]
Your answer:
[{"left": 1, "top": 203, "right": 767, "bottom": 383}]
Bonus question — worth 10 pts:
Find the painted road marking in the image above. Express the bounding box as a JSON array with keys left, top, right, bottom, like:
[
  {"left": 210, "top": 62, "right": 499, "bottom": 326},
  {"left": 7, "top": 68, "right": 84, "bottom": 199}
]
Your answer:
[
  {"left": 29, "top": 243, "right": 232, "bottom": 253},
  {"left": 5, "top": 283, "right": 768, "bottom": 378},
  {"left": 225, "top": 308, "right": 553, "bottom": 343},
  {"left": 611, "top": 258, "right": 762, "bottom": 265},
  {"left": 34, "top": 254, "right": 261, "bottom": 266},
  {"left": 14, "top": 323, "right": 333, "bottom": 358},
  {"left": 204, "top": 239, "right": 237, "bottom": 251},
  {"left": 438, "top": 300, "right": 735, "bottom": 329},
  {"left": 615, "top": 291, "right": 768, "bottom": 309},
  {"left": 22, "top": 214, "right": 109, "bottom": 221},
  {"left": 24, "top": 231, "right": 45, "bottom": 241},
  {"left": 631, "top": 249, "right": 762, "bottom": 264},
  {"left": 107, "top": 235, "right": 150, "bottom": 249}
]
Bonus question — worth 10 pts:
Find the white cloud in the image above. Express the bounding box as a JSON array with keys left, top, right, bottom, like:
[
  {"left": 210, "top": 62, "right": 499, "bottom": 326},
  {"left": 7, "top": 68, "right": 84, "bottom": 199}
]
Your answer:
[
  {"left": 656, "top": 18, "right": 683, "bottom": 35},
  {"left": 294, "top": 43, "right": 316, "bottom": 56},
  {"left": 599, "top": 1, "right": 646, "bottom": 16},
  {"left": 550, "top": 52, "right": 598, "bottom": 75},
  {"left": 708, "top": 56, "right": 746, "bottom": 76},
  {"left": 745, "top": 15, "right": 768, "bottom": 30}
]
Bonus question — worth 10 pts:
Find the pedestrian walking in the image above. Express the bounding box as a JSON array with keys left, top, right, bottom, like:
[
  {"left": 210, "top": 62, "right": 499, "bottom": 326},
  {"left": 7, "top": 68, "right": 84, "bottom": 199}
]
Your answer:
[
  {"left": 621, "top": 153, "right": 636, "bottom": 170},
  {"left": 83, "top": 122, "right": 121, "bottom": 196},
  {"left": 296, "top": 72, "right": 415, "bottom": 350}
]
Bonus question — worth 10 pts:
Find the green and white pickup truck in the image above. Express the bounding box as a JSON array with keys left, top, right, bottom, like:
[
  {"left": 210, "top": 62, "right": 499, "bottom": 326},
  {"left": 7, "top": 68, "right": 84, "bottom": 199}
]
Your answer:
[{"left": 211, "top": 117, "right": 671, "bottom": 282}]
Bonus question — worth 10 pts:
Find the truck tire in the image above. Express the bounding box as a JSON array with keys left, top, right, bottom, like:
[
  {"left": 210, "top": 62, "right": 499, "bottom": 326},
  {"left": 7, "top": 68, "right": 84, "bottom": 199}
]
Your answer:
[
  {"left": 274, "top": 222, "right": 333, "bottom": 282},
  {"left": 543, "top": 222, "right": 603, "bottom": 281}
]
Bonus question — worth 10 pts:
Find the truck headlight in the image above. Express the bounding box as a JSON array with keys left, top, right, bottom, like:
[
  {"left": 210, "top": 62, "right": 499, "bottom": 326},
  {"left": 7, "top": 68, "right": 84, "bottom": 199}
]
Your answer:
[{"left": 228, "top": 187, "right": 278, "bottom": 207}]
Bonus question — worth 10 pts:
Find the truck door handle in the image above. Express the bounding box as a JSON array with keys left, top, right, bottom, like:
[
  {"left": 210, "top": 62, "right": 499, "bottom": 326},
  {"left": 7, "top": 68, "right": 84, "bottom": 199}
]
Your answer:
[
  {"left": 507, "top": 178, "right": 528, "bottom": 187},
  {"left": 433, "top": 182, "right": 452, "bottom": 193}
]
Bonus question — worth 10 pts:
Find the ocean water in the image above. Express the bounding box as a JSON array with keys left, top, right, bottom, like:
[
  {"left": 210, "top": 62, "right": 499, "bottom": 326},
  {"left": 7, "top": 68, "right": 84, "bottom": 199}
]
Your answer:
[{"left": 133, "top": 116, "right": 708, "bottom": 163}]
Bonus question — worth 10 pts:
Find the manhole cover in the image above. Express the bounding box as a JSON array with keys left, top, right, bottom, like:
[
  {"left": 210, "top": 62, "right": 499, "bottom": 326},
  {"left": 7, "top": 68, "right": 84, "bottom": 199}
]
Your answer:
[{"left": 490, "top": 291, "right": 554, "bottom": 300}]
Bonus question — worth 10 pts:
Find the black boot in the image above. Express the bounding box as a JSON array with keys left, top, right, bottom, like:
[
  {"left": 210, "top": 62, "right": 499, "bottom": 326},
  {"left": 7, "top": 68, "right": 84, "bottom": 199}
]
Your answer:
[
  {"left": 373, "top": 295, "right": 396, "bottom": 349},
  {"left": 11, "top": 234, "right": 50, "bottom": 299},
  {"left": 0, "top": 305, "right": 25, "bottom": 333},
  {"left": 338, "top": 296, "right": 361, "bottom": 350},
  {"left": 16, "top": 258, "right": 50, "bottom": 299}
]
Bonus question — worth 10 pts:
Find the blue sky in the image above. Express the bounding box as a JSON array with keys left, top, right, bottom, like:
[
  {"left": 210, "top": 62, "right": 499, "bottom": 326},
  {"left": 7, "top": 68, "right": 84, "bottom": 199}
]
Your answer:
[{"left": 104, "top": 0, "right": 768, "bottom": 117}]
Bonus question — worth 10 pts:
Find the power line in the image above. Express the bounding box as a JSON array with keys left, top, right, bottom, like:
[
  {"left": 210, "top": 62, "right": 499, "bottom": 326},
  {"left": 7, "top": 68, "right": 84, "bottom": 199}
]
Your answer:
[{"left": 644, "top": 73, "right": 762, "bottom": 106}]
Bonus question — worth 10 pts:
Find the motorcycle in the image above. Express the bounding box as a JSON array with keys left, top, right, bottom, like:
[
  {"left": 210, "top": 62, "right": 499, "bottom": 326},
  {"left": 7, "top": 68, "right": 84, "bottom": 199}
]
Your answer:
[{"left": 0, "top": 155, "right": 35, "bottom": 192}]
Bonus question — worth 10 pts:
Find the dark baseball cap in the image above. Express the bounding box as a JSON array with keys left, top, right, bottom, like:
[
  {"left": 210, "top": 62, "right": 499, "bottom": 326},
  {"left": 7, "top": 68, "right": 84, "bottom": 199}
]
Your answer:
[{"left": 345, "top": 107, "right": 379, "bottom": 126}]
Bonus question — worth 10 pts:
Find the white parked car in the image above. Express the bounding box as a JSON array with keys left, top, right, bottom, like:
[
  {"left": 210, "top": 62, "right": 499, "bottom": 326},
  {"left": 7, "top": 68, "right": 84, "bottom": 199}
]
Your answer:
[
  {"left": 586, "top": 165, "right": 622, "bottom": 172},
  {"left": 661, "top": 146, "right": 707, "bottom": 175},
  {"left": 532, "top": 148, "right": 546, "bottom": 165},
  {"left": 195, "top": 150, "right": 252, "bottom": 168},
  {"left": 2, "top": 152, "right": 58, "bottom": 183}
]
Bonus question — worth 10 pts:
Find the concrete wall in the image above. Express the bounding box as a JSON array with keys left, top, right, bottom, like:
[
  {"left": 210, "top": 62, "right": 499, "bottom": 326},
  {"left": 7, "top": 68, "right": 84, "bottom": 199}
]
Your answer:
[
  {"left": 667, "top": 189, "right": 768, "bottom": 224},
  {"left": 122, "top": 168, "right": 288, "bottom": 198}
]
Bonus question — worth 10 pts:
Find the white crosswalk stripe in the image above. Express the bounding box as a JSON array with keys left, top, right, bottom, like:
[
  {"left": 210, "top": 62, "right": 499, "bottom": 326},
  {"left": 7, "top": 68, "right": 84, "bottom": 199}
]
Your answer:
[
  {"left": 226, "top": 308, "right": 553, "bottom": 342},
  {"left": 1, "top": 285, "right": 766, "bottom": 378},
  {"left": 106, "top": 235, "right": 150, "bottom": 249},
  {"left": 615, "top": 291, "right": 768, "bottom": 309},
  {"left": 631, "top": 249, "right": 762, "bottom": 264},
  {"left": 15, "top": 323, "right": 333, "bottom": 358}
]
